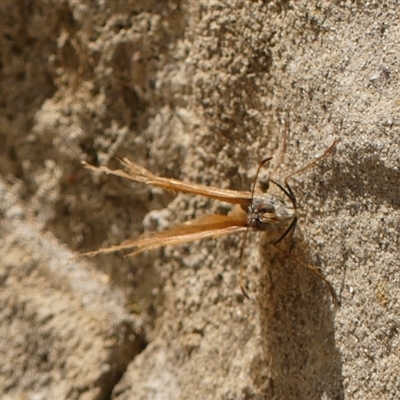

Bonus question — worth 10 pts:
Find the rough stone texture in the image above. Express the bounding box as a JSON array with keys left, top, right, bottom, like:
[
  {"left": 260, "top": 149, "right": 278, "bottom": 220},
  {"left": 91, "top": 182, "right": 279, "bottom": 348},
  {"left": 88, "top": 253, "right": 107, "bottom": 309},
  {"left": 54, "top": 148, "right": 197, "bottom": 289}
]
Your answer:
[{"left": 0, "top": 1, "right": 399, "bottom": 399}]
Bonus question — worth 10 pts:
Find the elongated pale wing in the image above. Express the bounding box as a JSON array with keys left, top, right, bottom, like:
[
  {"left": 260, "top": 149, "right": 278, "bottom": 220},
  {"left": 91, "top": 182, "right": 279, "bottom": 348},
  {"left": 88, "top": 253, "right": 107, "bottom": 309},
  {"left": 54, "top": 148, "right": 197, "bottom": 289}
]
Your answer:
[
  {"left": 82, "top": 214, "right": 248, "bottom": 257},
  {"left": 83, "top": 158, "right": 253, "bottom": 206}
]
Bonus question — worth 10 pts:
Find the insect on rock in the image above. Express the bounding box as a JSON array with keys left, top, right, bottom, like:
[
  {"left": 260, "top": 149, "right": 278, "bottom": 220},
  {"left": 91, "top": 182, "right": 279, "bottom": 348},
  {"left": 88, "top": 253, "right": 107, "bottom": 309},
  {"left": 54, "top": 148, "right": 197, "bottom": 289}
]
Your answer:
[{"left": 82, "top": 127, "right": 338, "bottom": 301}]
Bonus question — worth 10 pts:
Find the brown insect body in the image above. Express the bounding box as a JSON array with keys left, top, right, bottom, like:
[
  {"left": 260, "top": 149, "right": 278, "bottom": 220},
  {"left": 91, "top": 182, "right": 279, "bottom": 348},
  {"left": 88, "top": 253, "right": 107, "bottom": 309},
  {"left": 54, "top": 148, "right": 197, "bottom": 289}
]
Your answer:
[
  {"left": 82, "top": 158, "right": 295, "bottom": 256},
  {"left": 83, "top": 138, "right": 338, "bottom": 301},
  {"left": 247, "top": 194, "right": 295, "bottom": 230}
]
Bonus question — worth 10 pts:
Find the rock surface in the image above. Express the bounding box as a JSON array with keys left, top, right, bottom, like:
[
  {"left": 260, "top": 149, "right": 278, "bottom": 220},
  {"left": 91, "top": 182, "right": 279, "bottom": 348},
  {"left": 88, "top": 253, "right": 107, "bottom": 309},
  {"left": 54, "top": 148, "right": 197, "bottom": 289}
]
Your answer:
[{"left": 0, "top": 1, "right": 399, "bottom": 399}]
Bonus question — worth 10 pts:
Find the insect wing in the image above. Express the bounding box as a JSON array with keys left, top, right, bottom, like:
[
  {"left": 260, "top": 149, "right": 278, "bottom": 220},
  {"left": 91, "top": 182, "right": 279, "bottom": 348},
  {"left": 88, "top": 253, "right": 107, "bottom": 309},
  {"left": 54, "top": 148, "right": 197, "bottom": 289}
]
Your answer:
[
  {"left": 83, "top": 159, "right": 252, "bottom": 206},
  {"left": 82, "top": 214, "right": 248, "bottom": 257}
]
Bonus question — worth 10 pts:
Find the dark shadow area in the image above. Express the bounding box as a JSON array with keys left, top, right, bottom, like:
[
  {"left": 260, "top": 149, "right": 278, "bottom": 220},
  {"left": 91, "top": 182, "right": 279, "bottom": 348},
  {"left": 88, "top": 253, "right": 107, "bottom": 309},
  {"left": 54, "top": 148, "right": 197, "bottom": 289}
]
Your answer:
[
  {"left": 257, "top": 236, "right": 344, "bottom": 400},
  {"left": 305, "top": 145, "right": 400, "bottom": 211},
  {"left": 99, "top": 319, "right": 148, "bottom": 400},
  {"left": 0, "top": 0, "right": 58, "bottom": 177}
]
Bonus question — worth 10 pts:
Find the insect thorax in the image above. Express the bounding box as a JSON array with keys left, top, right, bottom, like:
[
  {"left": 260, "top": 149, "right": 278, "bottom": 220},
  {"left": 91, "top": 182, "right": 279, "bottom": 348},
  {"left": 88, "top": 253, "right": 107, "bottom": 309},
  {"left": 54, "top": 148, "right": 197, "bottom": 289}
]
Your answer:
[{"left": 247, "top": 195, "right": 296, "bottom": 231}]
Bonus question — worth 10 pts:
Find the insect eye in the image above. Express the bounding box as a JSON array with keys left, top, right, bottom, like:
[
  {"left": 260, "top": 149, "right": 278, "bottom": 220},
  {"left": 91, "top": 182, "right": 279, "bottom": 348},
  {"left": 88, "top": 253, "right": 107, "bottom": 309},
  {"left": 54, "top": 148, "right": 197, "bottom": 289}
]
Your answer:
[{"left": 257, "top": 203, "right": 275, "bottom": 214}]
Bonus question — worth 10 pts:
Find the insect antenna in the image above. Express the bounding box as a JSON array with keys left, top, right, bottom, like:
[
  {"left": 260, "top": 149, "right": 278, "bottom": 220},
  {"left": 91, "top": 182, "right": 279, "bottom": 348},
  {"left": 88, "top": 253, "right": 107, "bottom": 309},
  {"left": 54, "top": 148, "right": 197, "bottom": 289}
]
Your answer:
[
  {"left": 239, "top": 156, "right": 273, "bottom": 299},
  {"left": 269, "top": 178, "right": 298, "bottom": 247},
  {"left": 268, "top": 115, "right": 299, "bottom": 247},
  {"left": 282, "top": 139, "right": 339, "bottom": 189},
  {"left": 271, "top": 139, "right": 339, "bottom": 252},
  {"left": 274, "top": 137, "right": 340, "bottom": 305}
]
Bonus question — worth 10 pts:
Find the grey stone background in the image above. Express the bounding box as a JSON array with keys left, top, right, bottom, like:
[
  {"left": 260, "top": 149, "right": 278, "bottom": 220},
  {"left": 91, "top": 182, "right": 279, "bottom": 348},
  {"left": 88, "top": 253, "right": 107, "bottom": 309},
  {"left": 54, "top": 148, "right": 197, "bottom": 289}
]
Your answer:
[{"left": 0, "top": 1, "right": 399, "bottom": 399}]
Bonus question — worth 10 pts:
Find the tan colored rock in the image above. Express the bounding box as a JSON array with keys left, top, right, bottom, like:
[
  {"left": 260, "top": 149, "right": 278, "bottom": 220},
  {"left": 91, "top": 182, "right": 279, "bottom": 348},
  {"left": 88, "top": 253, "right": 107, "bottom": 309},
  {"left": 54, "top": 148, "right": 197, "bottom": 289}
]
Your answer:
[{"left": 0, "top": 1, "right": 399, "bottom": 399}]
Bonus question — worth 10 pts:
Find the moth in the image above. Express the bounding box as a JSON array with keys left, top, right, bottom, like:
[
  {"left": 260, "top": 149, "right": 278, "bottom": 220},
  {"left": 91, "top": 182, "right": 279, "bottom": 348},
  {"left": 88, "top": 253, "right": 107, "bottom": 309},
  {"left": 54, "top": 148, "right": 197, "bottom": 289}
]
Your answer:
[{"left": 82, "top": 137, "right": 338, "bottom": 301}]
